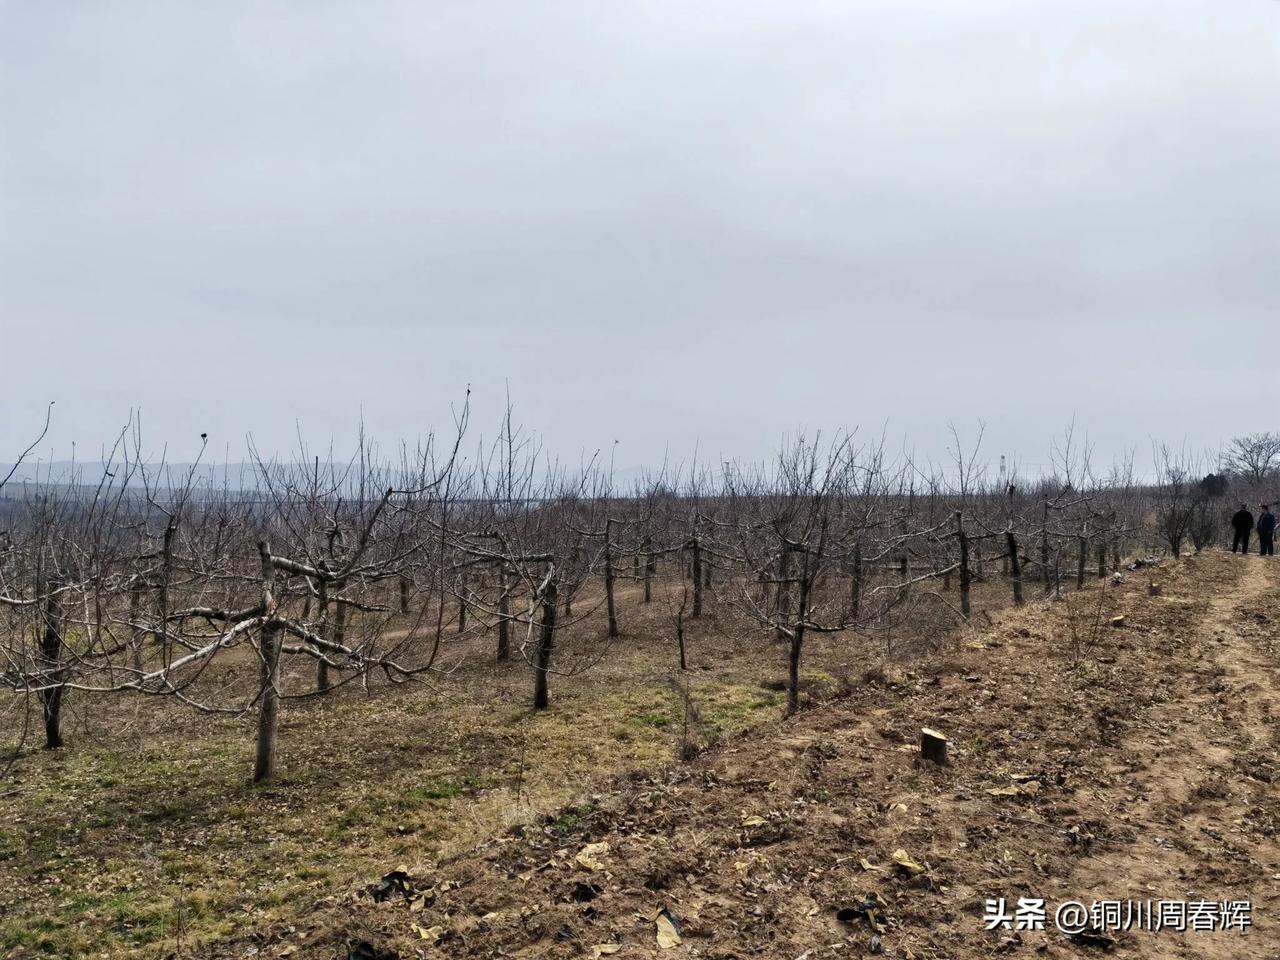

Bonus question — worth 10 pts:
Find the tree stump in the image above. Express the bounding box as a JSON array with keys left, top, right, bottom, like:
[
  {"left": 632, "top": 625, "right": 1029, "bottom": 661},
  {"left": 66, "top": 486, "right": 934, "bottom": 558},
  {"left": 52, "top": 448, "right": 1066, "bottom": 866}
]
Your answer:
[{"left": 920, "top": 727, "right": 949, "bottom": 765}]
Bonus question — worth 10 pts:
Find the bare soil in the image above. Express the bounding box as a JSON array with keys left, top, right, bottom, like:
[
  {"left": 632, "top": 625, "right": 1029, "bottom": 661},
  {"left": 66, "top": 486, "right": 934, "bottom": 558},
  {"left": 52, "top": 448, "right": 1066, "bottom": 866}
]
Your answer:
[
  {"left": 216, "top": 551, "right": 1279, "bottom": 959},
  {"left": 0, "top": 576, "right": 1001, "bottom": 959}
]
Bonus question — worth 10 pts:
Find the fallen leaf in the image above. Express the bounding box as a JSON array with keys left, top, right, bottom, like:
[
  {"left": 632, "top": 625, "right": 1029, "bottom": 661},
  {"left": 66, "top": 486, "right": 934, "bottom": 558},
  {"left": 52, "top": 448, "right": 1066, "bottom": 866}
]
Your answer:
[
  {"left": 891, "top": 848, "right": 925, "bottom": 876},
  {"left": 592, "top": 945, "right": 622, "bottom": 958},
  {"left": 741, "top": 815, "right": 766, "bottom": 827},
  {"left": 656, "top": 910, "right": 682, "bottom": 949},
  {"left": 576, "top": 842, "right": 610, "bottom": 871},
  {"left": 986, "top": 780, "right": 1040, "bottom": 798},
  {"left": 858, "top": 858, "right": 883, "bottom": 872},
  {"left": 410, "top": 924, "right": 444, "bottom": 942}
]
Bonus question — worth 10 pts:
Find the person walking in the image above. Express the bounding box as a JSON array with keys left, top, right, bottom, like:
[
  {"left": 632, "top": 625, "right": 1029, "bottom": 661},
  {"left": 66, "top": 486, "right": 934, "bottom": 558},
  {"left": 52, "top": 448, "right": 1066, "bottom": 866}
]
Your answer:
[
  {"left": 1258, "top": 506, "right": 1276, "bottom": 556},
  {"left": 1232, "top": 504, "right": 1255, "bottom": 553}
]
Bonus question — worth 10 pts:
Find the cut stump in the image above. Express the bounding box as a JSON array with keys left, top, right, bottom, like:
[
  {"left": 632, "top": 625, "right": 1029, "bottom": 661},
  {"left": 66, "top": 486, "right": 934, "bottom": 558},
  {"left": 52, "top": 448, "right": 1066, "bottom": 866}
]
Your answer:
[{"left": 920, "top": 727, "right": 949, "bottom": 765}]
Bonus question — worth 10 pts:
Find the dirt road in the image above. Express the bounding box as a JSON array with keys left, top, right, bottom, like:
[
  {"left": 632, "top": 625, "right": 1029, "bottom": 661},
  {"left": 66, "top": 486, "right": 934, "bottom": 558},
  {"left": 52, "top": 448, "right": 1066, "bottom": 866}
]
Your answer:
[{"left": 221, "top": 551, "right": 1280, "bottom": 959}]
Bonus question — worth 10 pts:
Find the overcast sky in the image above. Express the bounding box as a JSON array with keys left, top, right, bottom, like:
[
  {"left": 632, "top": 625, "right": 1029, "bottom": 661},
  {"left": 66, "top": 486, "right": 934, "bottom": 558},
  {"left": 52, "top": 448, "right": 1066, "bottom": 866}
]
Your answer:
[{"left": 2, "top": 0, "right": 1277, "bottom": 477}]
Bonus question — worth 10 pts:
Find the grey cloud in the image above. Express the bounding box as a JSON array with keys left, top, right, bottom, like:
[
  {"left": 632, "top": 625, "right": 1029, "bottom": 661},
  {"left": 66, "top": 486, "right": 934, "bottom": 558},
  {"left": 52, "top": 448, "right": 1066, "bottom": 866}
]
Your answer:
[{"left": 3, "top": 0, "right": 1277, "bottom": 474}]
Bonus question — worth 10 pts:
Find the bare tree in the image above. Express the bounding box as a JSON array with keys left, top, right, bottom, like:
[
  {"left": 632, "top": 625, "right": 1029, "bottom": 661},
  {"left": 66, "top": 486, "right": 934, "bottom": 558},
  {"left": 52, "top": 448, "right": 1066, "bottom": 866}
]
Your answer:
[
  {"left": 1152, "top": 443, "right": 1203, "bottom": 558},
  {"left": 1225, "top": 432, "right": 1280, "bottom": 484}
]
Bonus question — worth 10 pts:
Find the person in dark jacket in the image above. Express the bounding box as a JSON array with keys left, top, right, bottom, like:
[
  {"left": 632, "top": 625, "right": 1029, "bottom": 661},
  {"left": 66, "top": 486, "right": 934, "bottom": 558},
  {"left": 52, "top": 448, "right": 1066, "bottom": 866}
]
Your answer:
[
  {"left": 1258, "top": 506, "right": 1276, "bottom": 556},
  {"left": 1232, "top": 505, "right": 1255, "bottom": 553}
]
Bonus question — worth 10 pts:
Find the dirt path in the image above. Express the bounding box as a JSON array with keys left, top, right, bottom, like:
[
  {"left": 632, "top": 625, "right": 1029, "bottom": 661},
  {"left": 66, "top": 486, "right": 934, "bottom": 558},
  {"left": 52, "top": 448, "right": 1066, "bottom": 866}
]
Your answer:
[
  {"left": 1057, "top": 556, "right": 1280, "bottom": 958},
  {"left": 205, "top": 552, "right": 1280, "bottom": 960}
]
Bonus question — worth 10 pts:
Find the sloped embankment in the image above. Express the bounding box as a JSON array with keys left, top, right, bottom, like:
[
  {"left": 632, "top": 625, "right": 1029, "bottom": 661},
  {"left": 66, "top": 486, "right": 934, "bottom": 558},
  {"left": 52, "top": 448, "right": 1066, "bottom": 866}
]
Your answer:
[{"left": 228, "top": 551, "right": 1280, "bottom": 959}]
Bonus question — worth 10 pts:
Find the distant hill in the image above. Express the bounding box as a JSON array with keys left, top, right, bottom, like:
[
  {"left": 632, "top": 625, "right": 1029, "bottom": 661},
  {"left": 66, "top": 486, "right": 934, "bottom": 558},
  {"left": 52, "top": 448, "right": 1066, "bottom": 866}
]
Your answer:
[{"left": 0, "top": 461, "right": 261, "bottom": 491}]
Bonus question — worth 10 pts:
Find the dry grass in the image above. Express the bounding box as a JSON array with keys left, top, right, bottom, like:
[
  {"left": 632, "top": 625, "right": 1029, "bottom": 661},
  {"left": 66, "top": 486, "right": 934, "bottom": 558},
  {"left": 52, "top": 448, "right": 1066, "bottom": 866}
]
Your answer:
[
  {"left": 278, "top": 551, "right": 1279, "bottom": 960},
  {"left": 0, "top": 573, "right": 1017, "bottom": 958}
]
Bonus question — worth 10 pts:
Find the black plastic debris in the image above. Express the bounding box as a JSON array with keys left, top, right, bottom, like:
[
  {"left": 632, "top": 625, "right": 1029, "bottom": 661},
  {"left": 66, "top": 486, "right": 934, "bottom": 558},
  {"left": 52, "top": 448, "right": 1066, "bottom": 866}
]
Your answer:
[
  {"left": 835, "top": 893, "right": 888, "bottom": 933},
  {"left": 369, "top": 869, "right": 414, "bottom": 903},
  {"left": 572, "top": 881, "right": 603, "bottom": 902},
  {"left": 348, "top": 942, "right": 399, "bottom": 960},
  {"left": 1067, "top": 927, "right": 1117, "bottom": 950}
]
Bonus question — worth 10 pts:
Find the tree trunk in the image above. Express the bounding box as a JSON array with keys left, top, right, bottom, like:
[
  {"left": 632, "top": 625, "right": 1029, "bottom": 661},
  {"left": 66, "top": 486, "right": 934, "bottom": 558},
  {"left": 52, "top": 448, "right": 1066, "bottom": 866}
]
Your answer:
[
  {"left": 690, "top": 537, "right": 703, "bottom": 618},
  {"left": 254, "top": 541, "right": 283, "bottom": 783},
  {"left": 1040, "top": 501, "right": 1051, "bottom": 595},
  {"left": 775, "top": 546, "right": 792, "bottom": 643},
  {"left": 129, "top": 577, "right": 144, "bottom": 675},
  {"left": 1097, "top": 538, "right": 1107, "bottom": 578},
  {"left": 1006, "top": 530, "right": 1024, "bottom": 606},
  {"left": 1076, "top": 534, "right": 1087, "bottom": 589},
  {"left": 318, "top": 589, "right": 343, "bottom": 695},
  {"left": 787, "top": 620, "right": 806, "bottom": 715},
  {"left": 787, "top": 554, "right": 813, "bottom": 716},
  {"left": 643, "top": 538, "right": 654, "bottom": 604},
  {"left": 158, "top": 518, "right": 177, "bottom": 662},
  {"left": 40, "top": 585, "right": 66, "bottom": 750},
  {"left": 957, "top": 514, "right": 971, "bottom": 618},
  {"left": 497, "top": 567, "right": 511, "bottom": 662},
  {"left": 849, "top": 543, "right": 862, "bottom": 621},
  {"left": 399, "top": 575, "right": 410, "bottom": 614},
  {"left": 533, "top": 580, "right": 557, "bottom": 710},
  {"left": 254, "top": 622, "right": 283, "bottom": 782},
  {"left": 604, "top": 518, "right": 619, "bottom": 638}
]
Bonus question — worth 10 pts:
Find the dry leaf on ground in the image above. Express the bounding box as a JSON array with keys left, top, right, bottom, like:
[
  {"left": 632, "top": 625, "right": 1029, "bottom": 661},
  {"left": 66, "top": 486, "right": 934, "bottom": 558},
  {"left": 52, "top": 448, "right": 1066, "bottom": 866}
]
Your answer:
[{"left": 576, "top": 841, "right": 610, "bottom": 871}]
